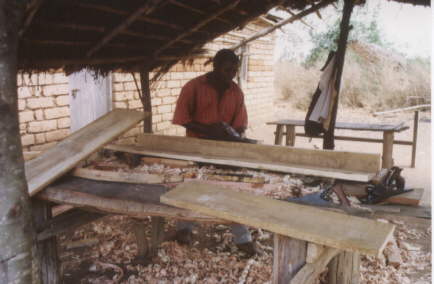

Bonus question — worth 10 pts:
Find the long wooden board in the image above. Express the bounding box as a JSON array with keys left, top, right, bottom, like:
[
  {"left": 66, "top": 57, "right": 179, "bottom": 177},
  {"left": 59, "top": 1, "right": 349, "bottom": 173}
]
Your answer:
[
  {"left": 108, "top": 134, "right": 381, "bottom": 182},
  {"left": 267, "top": 119, "right": 409, "bottom": 132},
  {"left": 25, "top": 109, "right": 146, "bottom": 196},
  {"left": 72, "top": 167, "right": 183, "bottom": 184},
  {"left": 161, "top": 181, "right": 395, "bottom": 256},
  {"left": 36, "top": 177, "right": 222, "bottom": 222}
]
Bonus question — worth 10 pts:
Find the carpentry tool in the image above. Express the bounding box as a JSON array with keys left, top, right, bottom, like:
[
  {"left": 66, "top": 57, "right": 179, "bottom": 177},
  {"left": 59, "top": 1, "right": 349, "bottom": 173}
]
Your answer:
[{"left": 360, "top": 167, "right": 413, "bottom": 204}]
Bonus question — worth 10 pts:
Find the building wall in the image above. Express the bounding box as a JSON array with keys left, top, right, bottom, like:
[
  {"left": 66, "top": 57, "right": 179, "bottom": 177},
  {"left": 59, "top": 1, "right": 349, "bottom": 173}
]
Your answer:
[{"left": 18, "top": 21, "right": 276, "bottom": 150}]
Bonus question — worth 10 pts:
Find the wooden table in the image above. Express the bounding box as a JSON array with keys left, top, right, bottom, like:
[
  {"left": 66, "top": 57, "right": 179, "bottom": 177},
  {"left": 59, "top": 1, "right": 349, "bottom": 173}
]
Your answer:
[{"left": 267, "top": 116, "right": 417, "bottom": 169}]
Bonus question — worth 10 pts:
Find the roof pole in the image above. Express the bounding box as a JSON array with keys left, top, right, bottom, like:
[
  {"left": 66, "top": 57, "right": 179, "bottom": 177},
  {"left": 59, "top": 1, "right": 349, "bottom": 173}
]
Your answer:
[{"left": 323, "top": 0, "right": 355, "bottom": 150}]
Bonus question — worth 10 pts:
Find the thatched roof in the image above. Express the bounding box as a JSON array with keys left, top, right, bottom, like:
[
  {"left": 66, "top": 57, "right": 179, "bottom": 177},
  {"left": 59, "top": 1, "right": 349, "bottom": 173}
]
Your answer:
[{"left": 19, "top": 0, "right": 429, "bottom": 74}]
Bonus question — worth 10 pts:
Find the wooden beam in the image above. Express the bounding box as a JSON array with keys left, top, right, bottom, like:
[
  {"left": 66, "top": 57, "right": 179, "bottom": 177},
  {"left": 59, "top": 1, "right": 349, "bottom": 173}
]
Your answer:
[
  {"left": 155, "top": 0, "right": 240, "bottom": 56},
  {"left": 37, "top": 186, "right": 224, "bottom": 223},
  {"left": 37, "top": 209, "right": 104, "bottom": 241},
  {"left": 77, "top": 2, "right": 183, "bottom": 31},
  {"left": 116, "top": 134, "right": 381, "bottom": 181},
  {"left": 72, "top": 167, "right": 183, "bottom": 184},
  {"left": 25, "top": 109, "right": 146, "bottom": 196},
  {"left": 161, "top": 182, "right": 395, "bottom": 256},
  {"left": 279, "top": 7, "right": 313, "bottom": 29},
  {"left": 86, "top": 0, "right": 168, "bottom": 57},
  {"left": 19, "top": 0, "right": 45, "bottom": 36},
  {"left": 169, "top": 0, "right": 232, "bottom": 25},
  {"left": 230, "top": 0, "right": 333, "bottom": 50}
]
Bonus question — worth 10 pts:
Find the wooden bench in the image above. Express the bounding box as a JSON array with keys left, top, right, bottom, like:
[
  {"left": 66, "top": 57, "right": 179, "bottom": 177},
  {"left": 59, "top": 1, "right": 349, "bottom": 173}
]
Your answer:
[
  {"left": 267, "top": 112, "right": 419, "bottom": 169},
  {"left": 161, "top": 181, "right": 395, "bottom": 284}
]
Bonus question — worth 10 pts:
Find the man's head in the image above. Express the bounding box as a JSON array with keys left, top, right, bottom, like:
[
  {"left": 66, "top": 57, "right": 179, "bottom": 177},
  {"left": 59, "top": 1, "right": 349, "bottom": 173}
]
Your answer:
[{"left": 212, "top": 49, "right": 239, "bottom": 84}]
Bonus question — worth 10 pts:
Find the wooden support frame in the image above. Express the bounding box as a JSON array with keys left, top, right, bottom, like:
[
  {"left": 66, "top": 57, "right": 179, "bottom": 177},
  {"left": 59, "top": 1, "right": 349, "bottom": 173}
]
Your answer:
[
  {"left": 169, "top": 0, "right": 232, "bottom": 25},
  {"left": 230, "top": 0, "right": 333, "bottom": 51},
  {"left": 86, "top": 0, "right": 169, "bottom": 57},
  {"left": 328, "top": 251, "right": 360, "bottom": 284},
  {"left": 37, "top": 208, "right": 104, "bottom": 241},
  {"left": 154, "top": 0, "right": 240, "bottom": 56},
  {"left": 273, "top": 235, "right": 307, "bottom": 284}
]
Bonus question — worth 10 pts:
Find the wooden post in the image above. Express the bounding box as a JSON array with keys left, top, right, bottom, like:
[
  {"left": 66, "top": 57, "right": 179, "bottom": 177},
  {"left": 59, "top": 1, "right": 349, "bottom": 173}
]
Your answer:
[
  {"left": 285, "top": 125, "right": 296, "bottom": 146},
  {"left": 132, "top": 221, "right": 148, "bottom": 259},
  {"left": 328, "top": 251, "right": 360, "bottom": 284},
  {"left": 33, "top": 200, "right": 60, "bottom": 284},
  {"left": 272, "top": 234, "right": 307, "bottom": 284},
  {"left": 139, "top": 68, "right": 152, "bottom": 133},
  {"left": 411, "top": 111, "right": 419, "bottom": 168},
  {"left": 382, "top": 131, "right": 394, "bottom": 169},
  {"left": 149, "top": 216, "right": 165, "bottom": 257},
  {"left": 274, "top": 125, "right": 284, "bottom": 145}
]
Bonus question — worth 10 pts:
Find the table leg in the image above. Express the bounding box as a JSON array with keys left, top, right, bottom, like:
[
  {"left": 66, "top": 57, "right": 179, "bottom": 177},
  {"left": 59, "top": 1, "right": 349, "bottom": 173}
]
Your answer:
[
  {"left": 382, "top": 131, "right": 394, "bottom": 169},
  {"left": 32, "top": 200, "right": 61, "bottom": 284},
  {"left": 411, "top": 111, "right": 419, "bottom": 168},
  {"left": 285, "top": 125, "right": 296, "bottom": 146},
  {"left": 274, "top": 125, "right": 284, "bottom": 146},
  {"left": 272, "top": 234, "right": 307, "bottom": 284},
  {"left": 328, "top": 251, "right": 360, "bottom": 284}
]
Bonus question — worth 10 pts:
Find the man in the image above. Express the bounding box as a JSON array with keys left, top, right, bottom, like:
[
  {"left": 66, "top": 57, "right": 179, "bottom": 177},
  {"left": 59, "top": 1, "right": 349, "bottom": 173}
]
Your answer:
[{"left": 172, "top": 49, "right": 260, "bottom": 256}]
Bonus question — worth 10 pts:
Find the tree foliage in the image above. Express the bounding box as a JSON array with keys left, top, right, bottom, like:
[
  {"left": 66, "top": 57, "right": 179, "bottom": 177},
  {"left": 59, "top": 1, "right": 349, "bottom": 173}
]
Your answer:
[{"left": 304, "top": 0, "right": 384, "bottom": 66}]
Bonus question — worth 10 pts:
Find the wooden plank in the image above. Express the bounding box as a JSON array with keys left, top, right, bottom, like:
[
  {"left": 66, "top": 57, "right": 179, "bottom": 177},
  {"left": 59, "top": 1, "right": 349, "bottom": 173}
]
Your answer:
[
  {"left": 161, "top": 182, "right": 395, "bottom": 256},
  {"left": 110, "top": 134, "right": 381, "bottom": 182},
  {"left": 108, "top": 143, "right": 373, "bottom": 182},
  {"left": 267, "top": 119, "right": 408, "bottom": 132},
  {"left": 36, "top": 178, "right": 223, "bottom": 223},
  {"left": 72, "top": 167, "right": 183, "bottom": 184},
  {"left": 273, "top": 235, "right": 306, "bottom": 284},
  {"left": 294, "top": 133, "right": 413, "bottom": 146},
  {"left": 411, "top": 111, "right": 419, "bottom": 168},
  {"left": 25, "top": 109, "right": 146, "bottom": 196}
]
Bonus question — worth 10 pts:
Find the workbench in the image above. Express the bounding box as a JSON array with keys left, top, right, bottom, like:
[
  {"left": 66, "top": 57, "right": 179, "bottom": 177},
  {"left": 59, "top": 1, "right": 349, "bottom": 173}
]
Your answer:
[{"left": 267, "top": 112, "right": 419, "bottom": 169}]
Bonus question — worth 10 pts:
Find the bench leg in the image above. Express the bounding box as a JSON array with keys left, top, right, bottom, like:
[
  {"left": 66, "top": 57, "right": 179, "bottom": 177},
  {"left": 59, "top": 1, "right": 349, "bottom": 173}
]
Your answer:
[
  {"left": 272, "top": 234, "right": 307, "bottom": 284},
  {"left": 411, "top": 111, "right": 419, "bottom": 168},
  {"left": 328, "top": 251, "right": 360, "bottom": 284},
  {"left": 32, "top": 200, "right": 61, "bottom": 284},
  {"left": 149, "top": 216, "right": 165, "bottom": 257},
  {"left": 382, "top": 131, "right": 394, "bottom": 169},
  {"left": 285, "top": 125, "right": 296, "bottom": 146},
  {"left": 274, "top": 125, "right": 284, "bottom": 146}
]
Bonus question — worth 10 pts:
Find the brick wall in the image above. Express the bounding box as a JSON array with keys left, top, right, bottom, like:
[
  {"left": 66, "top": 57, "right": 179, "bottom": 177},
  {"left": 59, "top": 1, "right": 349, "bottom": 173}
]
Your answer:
[
  {"left": 19, "top": 20, "right": 276, "bottom": 149},
  {"left": 17, "top": 73, "right": 71, "bottom": 151}
]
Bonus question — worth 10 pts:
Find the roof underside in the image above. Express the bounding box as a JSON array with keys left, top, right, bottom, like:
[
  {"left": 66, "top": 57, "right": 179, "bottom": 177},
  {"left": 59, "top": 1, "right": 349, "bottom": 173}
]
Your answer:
[{"left": 18, "top": 0, "right": 429, "bottom": 74}]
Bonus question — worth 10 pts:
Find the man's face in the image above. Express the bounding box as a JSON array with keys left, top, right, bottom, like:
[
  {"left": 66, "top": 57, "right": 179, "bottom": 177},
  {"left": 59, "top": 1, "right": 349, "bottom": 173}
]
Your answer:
[{"left": 214, "top": 61, "right": 238, "bottom": 84}]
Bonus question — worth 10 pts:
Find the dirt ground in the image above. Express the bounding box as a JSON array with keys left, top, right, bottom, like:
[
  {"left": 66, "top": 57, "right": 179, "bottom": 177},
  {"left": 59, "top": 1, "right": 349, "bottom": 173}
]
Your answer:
[{"left": 56, "top": 103, "right": 431, "bottom": 283}]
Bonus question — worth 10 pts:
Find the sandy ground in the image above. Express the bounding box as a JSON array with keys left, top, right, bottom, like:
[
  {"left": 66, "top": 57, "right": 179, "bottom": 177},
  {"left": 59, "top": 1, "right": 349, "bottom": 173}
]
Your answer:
[{"left": 246, "top": 101, "right": 432, "bottom": 207}]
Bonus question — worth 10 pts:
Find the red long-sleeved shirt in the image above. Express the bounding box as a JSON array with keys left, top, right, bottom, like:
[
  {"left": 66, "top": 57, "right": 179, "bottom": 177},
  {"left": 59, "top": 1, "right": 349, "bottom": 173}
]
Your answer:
[{"left": 172, "top": 74, "right": 248, "bottom": 137}]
